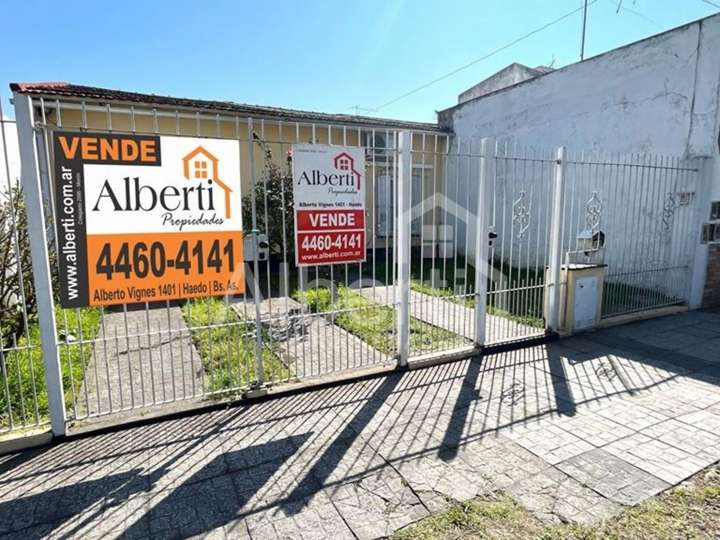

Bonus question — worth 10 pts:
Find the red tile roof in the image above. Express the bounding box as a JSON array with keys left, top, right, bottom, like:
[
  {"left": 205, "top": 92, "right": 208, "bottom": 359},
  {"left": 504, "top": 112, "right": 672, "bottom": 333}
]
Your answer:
[{"left": 10, "top": 82, "right": 447, "bottom": 132}]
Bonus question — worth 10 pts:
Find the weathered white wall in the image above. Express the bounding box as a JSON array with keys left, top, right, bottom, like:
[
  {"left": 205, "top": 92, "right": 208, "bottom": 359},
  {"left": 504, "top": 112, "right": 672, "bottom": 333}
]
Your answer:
[
  {"left": 458, "top": 64, "right": 545, "bottom": 104},
  {"left": 441, "top": 14, "right": 720, "bottom": 308}
]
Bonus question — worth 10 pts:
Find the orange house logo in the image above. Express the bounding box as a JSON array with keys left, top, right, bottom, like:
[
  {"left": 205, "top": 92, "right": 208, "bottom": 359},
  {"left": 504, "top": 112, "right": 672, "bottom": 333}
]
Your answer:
[
  {"left": 333, "top": 152, "right": 362, "bottom": 191},
  {"left": 182, "top": 146, "right": 233, "bottom": 219}
]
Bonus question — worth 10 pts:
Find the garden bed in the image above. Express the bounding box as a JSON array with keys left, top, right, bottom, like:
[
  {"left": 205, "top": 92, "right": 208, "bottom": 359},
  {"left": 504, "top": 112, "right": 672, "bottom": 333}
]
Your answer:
[{"left": 182, "top": 298, "right": 292, "bottom": 395}]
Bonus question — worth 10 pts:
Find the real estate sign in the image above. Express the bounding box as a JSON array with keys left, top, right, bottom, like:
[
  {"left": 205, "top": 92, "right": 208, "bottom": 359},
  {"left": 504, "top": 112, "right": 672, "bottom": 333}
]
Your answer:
[
  {"left": 53, "top": 131, "right": 244, "bottom": 308},
  {"left": 292, "top": 144, "right": 366, "bottom": 266}
]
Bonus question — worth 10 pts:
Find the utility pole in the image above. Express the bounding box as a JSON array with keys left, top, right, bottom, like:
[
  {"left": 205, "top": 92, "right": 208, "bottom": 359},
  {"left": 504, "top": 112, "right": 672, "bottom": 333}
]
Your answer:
[{"left": 580, "top": 0, "right": 588, "bottom": 60}]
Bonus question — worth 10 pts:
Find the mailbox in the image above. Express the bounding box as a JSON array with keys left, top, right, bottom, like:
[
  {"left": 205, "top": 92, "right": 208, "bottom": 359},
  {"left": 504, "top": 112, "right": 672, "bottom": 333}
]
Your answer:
[
  {"left": 244, "top": 233, "right": 270, "bottom": 261},
  {"left": 577, "top": 229, "right": 605, "bottom": 255}
]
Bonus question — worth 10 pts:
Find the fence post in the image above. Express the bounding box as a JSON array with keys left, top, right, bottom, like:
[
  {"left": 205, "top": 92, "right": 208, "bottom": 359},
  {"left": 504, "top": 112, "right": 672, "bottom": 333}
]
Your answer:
[
  {"left": 246, "top": 118, "right": 266, "bottom": 386},
  {"left": 546, "top": 146, "right": 567, "bottom": 332},
  {"left": 473, "top": 138, "right": 494, "bottom": 348},
  {"left": 396, "top": 131, "right": 412, "bottom": 366},
  {"left": 13, "top": 93, "right": 67, "bottom": 436}
]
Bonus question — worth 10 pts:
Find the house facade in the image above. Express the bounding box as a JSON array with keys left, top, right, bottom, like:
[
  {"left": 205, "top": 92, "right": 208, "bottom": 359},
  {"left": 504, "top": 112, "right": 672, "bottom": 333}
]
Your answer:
[{"left": 8, "top": 82, "right": 450, "bottom": 252}]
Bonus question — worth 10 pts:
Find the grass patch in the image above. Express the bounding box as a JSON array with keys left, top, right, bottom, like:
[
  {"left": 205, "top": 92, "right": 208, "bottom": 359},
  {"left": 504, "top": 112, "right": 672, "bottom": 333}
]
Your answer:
[
  {"left": 310, "top": 287, "right": 464, "bottom": 356},
  {"left": 1, "top": 307, "right": 101, "bottom": 430},
  {"left": 395, "top": 467, "right": 720, "bottom": 539},
  {"left": 182, "top": 298, "right": 292, "bottom": 394}
]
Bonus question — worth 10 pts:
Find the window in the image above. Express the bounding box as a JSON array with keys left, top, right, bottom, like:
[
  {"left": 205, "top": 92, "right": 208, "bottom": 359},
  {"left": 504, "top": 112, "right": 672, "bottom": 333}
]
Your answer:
[
  {"left": 711, "top": 201, "right": 720, "bottom": 221},
  {"left": 337, "top": 157, "right": 351, "bottom": 171},
  {"left": 194, "top": 160, "right": 208, "bottom": 179}
]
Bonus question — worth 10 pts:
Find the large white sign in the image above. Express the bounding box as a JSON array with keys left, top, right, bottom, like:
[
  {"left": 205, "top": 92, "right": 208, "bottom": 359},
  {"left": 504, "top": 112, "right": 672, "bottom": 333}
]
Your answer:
[
  {"left": 292, "top": 144, "right": 366, "bottom": 266},
  {"left": 54, "top": 132, "right": 244, "bottom": 307}
]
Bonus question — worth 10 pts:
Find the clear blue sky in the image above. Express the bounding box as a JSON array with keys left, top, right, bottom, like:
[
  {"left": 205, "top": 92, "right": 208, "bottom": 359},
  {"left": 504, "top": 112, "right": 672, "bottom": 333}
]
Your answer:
[{"left": 1, "top": 0, "right": 717, "bottom": 122}]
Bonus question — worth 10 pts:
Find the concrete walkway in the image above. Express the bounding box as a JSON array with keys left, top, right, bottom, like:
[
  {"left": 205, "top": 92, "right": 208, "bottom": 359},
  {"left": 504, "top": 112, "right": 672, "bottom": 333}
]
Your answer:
[
  {"left": 360, "top": 286, "right": 542, "bottom": 344},
  {"left": 80, "top": 307, "right": 202, "bottom": 418},
  {"left": 2, "top": 311, "right": 720, "bottom": 539}
]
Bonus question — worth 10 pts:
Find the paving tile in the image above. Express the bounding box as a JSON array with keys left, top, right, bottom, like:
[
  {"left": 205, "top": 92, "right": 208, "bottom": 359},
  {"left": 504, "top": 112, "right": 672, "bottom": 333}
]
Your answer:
[
  {"left": 642, "top": 418, "right": 720, "bottom": 462},
  {"left": 506, "top": 467, "right": 622, "bottom": 524},
  {"left": 321, "top": 467, "right": 427, "bottom": 540},
  {"left": 502, "top": 419, "right": 595, "bottom": 464},
  {"left": 676, "top": 409, "right": 720, "bottom": 436},
  {"left": 593, "top": 399, "right": 671, "bottom": 431},
  {"left": 557, "top": 448, "right": 670, "bottom": 505},
  {"left": 245, "top": 491, "right": 354, "bottom": 540},
  {"left": 603, "top": 433, "right": 712, "bottom": 484}
]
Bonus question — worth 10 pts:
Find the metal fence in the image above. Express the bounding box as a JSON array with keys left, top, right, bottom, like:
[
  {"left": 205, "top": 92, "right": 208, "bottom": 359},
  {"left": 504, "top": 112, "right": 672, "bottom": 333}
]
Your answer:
[
  {"left": 2, "top": 91, "right": 702, "bottom": 437},
  {"left": 1, "top": 113, "right": 51, "bottom": 435}
]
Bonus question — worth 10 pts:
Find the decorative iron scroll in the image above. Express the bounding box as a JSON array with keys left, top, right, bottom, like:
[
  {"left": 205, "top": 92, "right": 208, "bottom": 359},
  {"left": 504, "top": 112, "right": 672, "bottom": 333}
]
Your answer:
[
  {"left": 512, "top": 190, "right": 531, "bottom": 239},
  {"left": 585, "top": 191, "right": 603, "bottom": 231},
  {"left": 662, "top": 192, "right": 677, "bottom": 231}
]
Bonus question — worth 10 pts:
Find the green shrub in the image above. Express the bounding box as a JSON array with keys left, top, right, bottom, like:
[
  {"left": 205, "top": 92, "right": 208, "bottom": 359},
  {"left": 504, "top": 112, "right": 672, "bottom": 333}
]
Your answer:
[
  {"left": 182, "top": 298, "right": 292, "bottom": 394},
  {"left": 0, "top": 306, "right": 100, "bottom": 430},
  {"left": 293, "top": 288, "right": 333, "bottom": 313}
]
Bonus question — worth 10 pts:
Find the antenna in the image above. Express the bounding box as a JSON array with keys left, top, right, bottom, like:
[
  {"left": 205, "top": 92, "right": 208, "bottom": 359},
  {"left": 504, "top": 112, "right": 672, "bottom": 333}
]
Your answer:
[{"left": 580, "top": 0, "right": 589, "bottom": 60}]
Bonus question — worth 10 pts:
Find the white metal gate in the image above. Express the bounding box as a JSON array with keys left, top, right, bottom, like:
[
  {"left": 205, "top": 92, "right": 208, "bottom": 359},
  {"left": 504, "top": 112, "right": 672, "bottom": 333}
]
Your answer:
[{"left": 5, "top": 88, "right": 700, "bottom": 437}]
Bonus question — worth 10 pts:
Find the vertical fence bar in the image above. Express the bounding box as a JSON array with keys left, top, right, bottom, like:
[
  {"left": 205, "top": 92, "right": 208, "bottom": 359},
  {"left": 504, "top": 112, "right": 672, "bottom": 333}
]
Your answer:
[
  {"left": 396, "top": 132, "right": 412, "bottom": 365},
  {"left": 473, "top": 138, "right": 494, "bottom": 348},
  {"left": 14, "top": 93, "right": 67, "bottom": 436},
  {"left": 546, "top": 146, "right": 566, "bottom": 333},
  {"left": 246, "top": 118, "right": 266, "bottom": 385}
]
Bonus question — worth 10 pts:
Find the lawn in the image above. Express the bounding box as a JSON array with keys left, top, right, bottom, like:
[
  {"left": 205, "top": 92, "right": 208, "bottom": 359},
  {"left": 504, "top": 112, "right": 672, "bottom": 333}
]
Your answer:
[
  {"left": 1, "top": 306, "right": 101, "bottom": 431},
  {"left": 182, "top": 298, "right": 292, "bottom": 394},
  {"left": 271, "top": 251, "right": 546, "bottom": 330},
  {"left": 296, "top": 286, "right": 466, "bottom": 356},
  {"left": 394, "top": 466, "right": 720, "bottom": 539}
]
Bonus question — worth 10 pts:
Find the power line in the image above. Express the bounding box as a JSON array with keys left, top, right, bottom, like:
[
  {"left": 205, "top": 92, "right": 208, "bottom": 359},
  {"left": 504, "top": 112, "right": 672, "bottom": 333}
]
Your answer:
[
  {"left": 580, "top": 0, "right": 589, "bottom": 60},
  {"left": 608, "top": 0, "right": 662, "bottom": 28},
  {"left": 700, "top": 0, "right": 720, "bottom": 9},
  {"left": 366, "top": 0, "right": 599, "bottom": 112}
]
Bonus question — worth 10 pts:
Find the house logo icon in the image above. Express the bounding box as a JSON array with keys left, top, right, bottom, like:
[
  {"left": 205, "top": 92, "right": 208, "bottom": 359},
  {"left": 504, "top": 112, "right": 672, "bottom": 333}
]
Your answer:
[
  {"left": 333, "top": 152, "right": 362, "bottom": 191},
  {"left": 181, "top": 146, "right": 233, "bottom": 219}
]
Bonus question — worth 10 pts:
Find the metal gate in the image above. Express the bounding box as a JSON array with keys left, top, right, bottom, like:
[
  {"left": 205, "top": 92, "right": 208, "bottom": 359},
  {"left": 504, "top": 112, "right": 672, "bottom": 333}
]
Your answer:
[{"left": 5, "top": 89, "right": 700, "bottom": 437}]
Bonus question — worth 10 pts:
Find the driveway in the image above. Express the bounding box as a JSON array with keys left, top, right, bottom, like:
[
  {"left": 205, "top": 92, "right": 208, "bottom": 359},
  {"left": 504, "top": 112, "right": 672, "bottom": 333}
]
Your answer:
[{"left": 1, "top": 311, "right": 719, "bottom": 539}]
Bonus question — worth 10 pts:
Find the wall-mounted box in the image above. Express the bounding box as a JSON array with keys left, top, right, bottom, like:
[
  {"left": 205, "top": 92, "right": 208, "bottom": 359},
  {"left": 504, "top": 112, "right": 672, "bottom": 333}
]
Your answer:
[{"left": 545, "top": 263, "right": 607, "bottom": 335}]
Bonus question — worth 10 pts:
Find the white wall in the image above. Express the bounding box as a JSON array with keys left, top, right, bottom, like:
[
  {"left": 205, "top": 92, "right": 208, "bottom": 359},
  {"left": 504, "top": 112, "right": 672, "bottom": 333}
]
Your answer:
[
  {"left": 0, "top": 119, "right": 21, "bottom": 193},
  {"left": 441, "top": 14, "right": 720, "bottom": 308}
]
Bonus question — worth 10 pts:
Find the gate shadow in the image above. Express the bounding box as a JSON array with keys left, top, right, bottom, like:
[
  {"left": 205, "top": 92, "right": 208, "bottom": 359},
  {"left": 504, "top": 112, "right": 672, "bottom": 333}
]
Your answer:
[{"left": 1, "top": 433, "right": 311, "bottom": 539}]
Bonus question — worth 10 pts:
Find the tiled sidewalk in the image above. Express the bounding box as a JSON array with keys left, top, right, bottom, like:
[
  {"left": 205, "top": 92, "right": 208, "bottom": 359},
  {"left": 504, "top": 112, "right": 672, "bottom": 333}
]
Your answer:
[{"left": 1, "top": 311, "right": 719, "bottom": 539}]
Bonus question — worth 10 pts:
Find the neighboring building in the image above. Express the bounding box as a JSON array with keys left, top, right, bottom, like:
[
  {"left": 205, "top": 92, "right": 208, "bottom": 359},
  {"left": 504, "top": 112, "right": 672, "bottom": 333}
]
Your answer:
[
  {"left": 439, "top": 12, "right": 720, "bottom": 309},
  {"left": 457, "top": 63, "right": 554, "bottom": 104},
  {"left": 0, "top": 118, "right": 20, "bottom": 193}
]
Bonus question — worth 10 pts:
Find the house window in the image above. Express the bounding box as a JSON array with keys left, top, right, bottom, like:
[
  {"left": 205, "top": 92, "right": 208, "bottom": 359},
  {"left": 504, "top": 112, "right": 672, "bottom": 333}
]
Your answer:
[
  {"left": 194, "top": 160, "right": 208, "bottom": 179},
  {"left": 337, "top": 157, "right": 351, "bottom": 171},
  {"left": 711, "top": 201, "right": 720, "bottom": 221}
]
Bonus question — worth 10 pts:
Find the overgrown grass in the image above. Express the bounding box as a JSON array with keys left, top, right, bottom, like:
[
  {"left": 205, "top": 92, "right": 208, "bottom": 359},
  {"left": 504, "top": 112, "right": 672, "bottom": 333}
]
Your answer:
[
  {"left": 296, "top": 287, "right": 464, "bottom": 356},
  {"left": 1, "top": 307, "right": 101, "bottom": 431},
  {"left": 182, "top": 298, "right": 292, "bottom": 394},
  {"left": 395, "top": 466, "right": 720, "bottom": 539}
]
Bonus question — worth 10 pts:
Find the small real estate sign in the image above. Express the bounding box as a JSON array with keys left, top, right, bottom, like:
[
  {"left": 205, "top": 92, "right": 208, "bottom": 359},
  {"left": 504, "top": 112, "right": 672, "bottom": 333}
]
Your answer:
[
  {"left": 53, "top": 131, "right": 244, "bottom": 308},
  {"left": 292, "top": 144, "right": 366, "bottom": 266}
]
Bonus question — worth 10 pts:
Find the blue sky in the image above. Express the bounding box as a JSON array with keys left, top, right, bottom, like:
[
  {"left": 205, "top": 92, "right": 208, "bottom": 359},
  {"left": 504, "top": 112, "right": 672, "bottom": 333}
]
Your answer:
[{"left": 1, "top": 0, "right": 717, "bottom": 122}]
